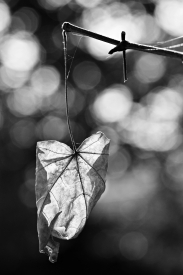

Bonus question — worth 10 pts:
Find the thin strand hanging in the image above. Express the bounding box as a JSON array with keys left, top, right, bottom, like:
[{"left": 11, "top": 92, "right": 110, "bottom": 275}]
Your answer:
[
  {"left": 67, "top": 36, "right": 82, "bottom": 79},
  {"left": 62, "top": 30, "right": 76, "bottom": 152}
]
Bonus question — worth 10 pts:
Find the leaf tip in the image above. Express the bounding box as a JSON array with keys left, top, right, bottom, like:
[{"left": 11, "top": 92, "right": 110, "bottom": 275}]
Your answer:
[
  {"left": 41, "top": 245, "right": 59, "bottom": 263},
  {"left": 96, "top": 131, "right": 110, "bottom": 144}
]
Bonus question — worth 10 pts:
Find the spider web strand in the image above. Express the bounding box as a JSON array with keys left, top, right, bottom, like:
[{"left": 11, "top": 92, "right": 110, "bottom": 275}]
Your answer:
[{"left": 62, "top": 30, "right": 76, "bottom": 152}]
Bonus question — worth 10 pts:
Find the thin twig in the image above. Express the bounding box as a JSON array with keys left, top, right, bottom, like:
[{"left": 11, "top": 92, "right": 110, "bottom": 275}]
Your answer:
[
  {"left": 156, "top": 36, "right": 183, "bottom": 45},
  {"left": 62, "top": 22, "right": 119, "bottom": 46},
  {"left": 121, "top": 31, "right": 127, "bottom": 82},
  {"left": 62, "top": 30, "right": 76, "bottom": 152},
  {"left": 62, "top": 22, "right": 183, "bottom": 61}
]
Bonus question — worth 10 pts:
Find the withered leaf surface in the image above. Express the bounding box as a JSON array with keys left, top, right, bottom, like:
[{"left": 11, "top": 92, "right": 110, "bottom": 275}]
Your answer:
[{"left": 35, "top": 131, "right": 110, "bottom": 263}]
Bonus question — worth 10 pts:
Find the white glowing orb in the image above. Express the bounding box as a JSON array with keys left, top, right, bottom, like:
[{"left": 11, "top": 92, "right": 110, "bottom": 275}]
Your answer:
[
  {"left": 135, "top": 54, "right": 166, "bottom": 83},
  {"left": 0, "top": 66, "right": 30, "bottom": 89},
  {"left": 93, "top": 85, "right": 132, "bottom": 123},
  {"left": 148, "top": 88, "right": 183, "bottom": 121},
  {"left": 31, "top": 66, "right": 61, "bottom": 97},
  {"left": 7, "top": 86, "right": 41, "bottom": 116},
  {"left": 75, "top": 0, "right": 102, "bottom": 8},
  {"left": 121, "top": 86, "right": 183, "bottom": 152},
  {"left": 38, "top": 0, "right": 71, "bottom": 9},
  {"left": 0, "top": 32, "right": 40, "bottom": 71},
  {"left": 155, "top": 0, "right": 183, "bottom": 36},
  {"left": 0, "top": 2, "right": 11, "bottom": 33},
  {"left": 81, "top": 3, "right": 147, "bottom": 60}
]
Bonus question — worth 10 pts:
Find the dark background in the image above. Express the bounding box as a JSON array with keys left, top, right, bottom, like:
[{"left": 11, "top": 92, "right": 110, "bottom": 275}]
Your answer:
[{"left": 1, "top": 0, "right": 183, "bottom": 274}]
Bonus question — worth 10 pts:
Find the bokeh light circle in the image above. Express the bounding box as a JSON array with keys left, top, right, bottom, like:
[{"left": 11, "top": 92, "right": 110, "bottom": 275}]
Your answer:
[
  {"left": 155, "top": 0, "right": 183, "bottom": 36},
  {"left": 0, "top": 1, "right": 11, "bottom": 33},
  {"left": 119, "top": 232, "right": 148, "bottom": 260},
  {"left": 31, "top": 65, "right": 61, "bottom": 97},
  {"left": 73, "top": 61, "right": 101, "bottom": 91},
  {"left": 135, "top": 54, "right": 166, "bottom": 84},
  {"left": 92, "top": 85, "right": 132, "bottom": 123},
  {"left": 0, "top": 31, "right": 40, "bottom": 71}
]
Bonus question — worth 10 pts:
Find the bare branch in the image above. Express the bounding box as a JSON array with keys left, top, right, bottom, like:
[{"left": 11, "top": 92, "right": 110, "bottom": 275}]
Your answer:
[{"left": 62, "top": 22, "right": 183, "bottom": 61}]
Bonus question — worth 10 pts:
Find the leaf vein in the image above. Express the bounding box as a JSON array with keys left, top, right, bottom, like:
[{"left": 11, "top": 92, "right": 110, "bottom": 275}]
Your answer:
[
  {"left": 75, "top": 156, "right": 88, "bottom": 215},
  {"left": 78, "top": 136, "right": 100, "bottom": 151},
  {"left": 38, "top": 146, "right": 72, "bottom": 155},
  {"left": 50, "top": 191, "right": 60, "bottom": 210},
  {"left": 78, "top": 153, "right": 105, "bottom": 185},
  {"left": 79, "top": 151, "right": 109, "bottom": 155},
  {"left": 38, "top": 156, "right": 74, "bottom": 218},
  {"left": 36, "top": 155, "right": 73, "bottom": 173}
]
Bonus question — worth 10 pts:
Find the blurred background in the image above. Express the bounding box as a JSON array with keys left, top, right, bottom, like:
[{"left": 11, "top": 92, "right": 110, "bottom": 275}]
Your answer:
[{"left": 1, "top": 0, "right": 183, "bottom": 274}]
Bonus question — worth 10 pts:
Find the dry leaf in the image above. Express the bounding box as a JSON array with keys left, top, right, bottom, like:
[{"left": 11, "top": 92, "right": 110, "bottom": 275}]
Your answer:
[{"left": 35, "top": 131, "right": 110, "bottom": 263}]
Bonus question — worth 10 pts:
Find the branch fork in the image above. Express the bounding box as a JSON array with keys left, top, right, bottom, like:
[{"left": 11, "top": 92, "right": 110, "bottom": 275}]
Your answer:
[
  {"left": 62, "top": 22, "right": 183, "bottom": 83},
  {"left": 108, "top": 31, "right": 127, "bottom": 82}
]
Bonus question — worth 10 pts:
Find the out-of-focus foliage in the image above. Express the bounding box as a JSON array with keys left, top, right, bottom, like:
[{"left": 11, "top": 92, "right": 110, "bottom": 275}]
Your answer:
[{"left": 1, "top": 0, "right": 183, "bottom": 274}]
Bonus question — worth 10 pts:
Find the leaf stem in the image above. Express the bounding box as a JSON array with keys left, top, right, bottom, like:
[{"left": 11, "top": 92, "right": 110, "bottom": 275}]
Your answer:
[
  {"left": 62, "top": 22, "right": 183, "bottom": 61},
  {"left": 62, "top": 30, "right": 77, "bottom": 152}
]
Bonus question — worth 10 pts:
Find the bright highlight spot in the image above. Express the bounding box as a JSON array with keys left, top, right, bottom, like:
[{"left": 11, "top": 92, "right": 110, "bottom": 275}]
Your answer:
[
  {"left": 0, "top": 31, "right": 40, "bottom": 71},
  {"left": 122, "top": 87, "right": 183, "bottom": 151},
  {"left": 75, "top": 0, "right": 102, "bottom": 8},
  {"left": 140, "top": 14, "right": 161, "bottom": 44},
  {"left": 135, "top": 54, "right": 166, "bottom": 83},
  {"left": 31, "top": 66, "right": 61, "bottom": 97},
  {"left": 148, "top": 88, "right": 183, "bottom": 121},
  {"left": 81, "top": 3, "right": 148, "bottom": 59},
  {"left": 0, "top": 66, "right": 30, "bottom": 89},
  {"left": 155, "top": 0, "right": 183, "bottom": 36},
  {"left": 38, "top": 0, "right": 71, "bottom": 10},
  {"left": 93, "top": 85, "right": 132, "bottom": 123},
  {"left": 7, "top": 86, "right": 42, "bottom": 116},
  {"left": 0, "top": 2, "right": 11, "bottom": 33}
]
